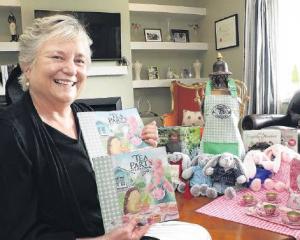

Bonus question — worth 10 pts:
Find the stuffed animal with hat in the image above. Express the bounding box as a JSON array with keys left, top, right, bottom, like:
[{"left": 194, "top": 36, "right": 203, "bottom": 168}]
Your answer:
[
  {"left": 181, "top": 153, "right": 218, "bottom": 198},
  {"left": 203, "top": 152, "right": 247, "bottom": 199}
]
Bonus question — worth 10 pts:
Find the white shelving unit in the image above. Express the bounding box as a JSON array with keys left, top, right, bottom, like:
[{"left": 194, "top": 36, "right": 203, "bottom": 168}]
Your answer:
[
  {"left": 129, "top": 3, "right": 206, "bottom": 16},
  {"left": 0, "top": 42, "right": 19, "bottom": 51},
  {"left": 131, "top": 42, "right": 208, "bottom": 51},
  {"left": 87, "top": 65, "right": 128, "bottom": 77},
  {"left": 0, "top": 0, "right": 20, "bottom": 7},
  {"left": 132, "top": 78, "right": 208, "bottom": 89}
]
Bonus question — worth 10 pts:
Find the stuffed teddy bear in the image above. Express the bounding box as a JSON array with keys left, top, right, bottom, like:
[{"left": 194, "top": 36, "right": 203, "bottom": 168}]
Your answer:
[
  {"left": 167, "top": 152, "right": 191, "bottom": 193},
  {"left": 181, "top": 153, "right": 218, "bottom": 198},
  {"left": 203, "top": 152, "right": 247, "bottom": 199}
]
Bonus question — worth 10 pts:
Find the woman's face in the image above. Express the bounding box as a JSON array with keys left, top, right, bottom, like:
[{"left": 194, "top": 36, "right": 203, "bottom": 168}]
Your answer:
[{"left": 24, "top": 37, "right": 89, "bottom": 106}]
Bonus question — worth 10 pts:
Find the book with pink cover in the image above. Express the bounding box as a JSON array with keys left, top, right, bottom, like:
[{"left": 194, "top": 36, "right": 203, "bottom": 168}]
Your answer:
[
  {"left": 92, "top": 147, "right": 179, "bottom": 232},
  {"left": 77, "top": 108, "right": 149, "bottom": 157}
]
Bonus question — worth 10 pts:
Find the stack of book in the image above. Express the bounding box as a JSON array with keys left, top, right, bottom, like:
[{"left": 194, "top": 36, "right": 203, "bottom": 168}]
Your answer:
[{"left": 78, "top": 108, "right": 179, "bottom": 232}]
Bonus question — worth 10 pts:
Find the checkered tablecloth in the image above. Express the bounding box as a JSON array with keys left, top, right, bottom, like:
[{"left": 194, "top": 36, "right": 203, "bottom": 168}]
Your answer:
[{"left": 196, "top": 189, "right": 300, "bottom": 240}]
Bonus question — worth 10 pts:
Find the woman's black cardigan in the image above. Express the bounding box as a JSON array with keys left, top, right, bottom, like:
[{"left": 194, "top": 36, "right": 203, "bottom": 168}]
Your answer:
[{"left": 0, "top": 92, "right": 104, "bottom": 240}]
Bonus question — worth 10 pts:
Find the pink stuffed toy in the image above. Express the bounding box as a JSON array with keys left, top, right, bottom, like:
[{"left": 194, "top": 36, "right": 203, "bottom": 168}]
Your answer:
[
  {"left": 263, "top": 144, "right": 300, "bottom": 191},
  {"left": 244, "top": 144, "right": 300, "bottom": 192}
]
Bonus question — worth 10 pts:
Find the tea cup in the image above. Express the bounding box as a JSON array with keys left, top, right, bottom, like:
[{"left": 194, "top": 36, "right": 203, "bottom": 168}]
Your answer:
[
  {"left": 263, "top": 204, "right": 277, "bottom": 216},
  {"left": 287, "top": 210, "right": 300, "bottom": 223},
  {"left": 242, "top": 194, "right": 254, "bottom": 204},
  {"left": 266, "top": 191, "right": 277, "bottom": 202}
]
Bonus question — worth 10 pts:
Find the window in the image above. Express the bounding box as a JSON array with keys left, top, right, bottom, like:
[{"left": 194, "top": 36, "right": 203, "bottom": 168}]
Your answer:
[{"left": 278, "top": 1, "right": 300, "bottom": 102}]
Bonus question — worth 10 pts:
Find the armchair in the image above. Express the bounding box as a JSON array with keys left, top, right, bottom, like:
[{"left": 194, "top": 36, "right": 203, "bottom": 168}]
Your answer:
[
  {"left": 163, "top": 79, "right": 249, "bottom": 127},
  {"left": 242, "top": 90, "right": 300, "bottom": 130},
  {"left": 162, "top": 81, "right": 205, "bottom": 127}
]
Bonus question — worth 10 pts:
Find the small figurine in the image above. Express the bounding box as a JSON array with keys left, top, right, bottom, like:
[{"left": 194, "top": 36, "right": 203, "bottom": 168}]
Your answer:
[
  {"left": 209, "top": 52, "right": 232, "bottom": 89},
  {"left": 166, "top": 66, "right": 179, "bottom": 79},
  {"left": 8, "top": 12, "right": 18, "bottom": 42}
]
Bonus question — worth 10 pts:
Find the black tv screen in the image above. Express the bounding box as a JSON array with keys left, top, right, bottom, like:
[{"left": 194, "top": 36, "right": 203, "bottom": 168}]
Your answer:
[{"left": 34, "top": 10, "right": 121, "bottom": 61}]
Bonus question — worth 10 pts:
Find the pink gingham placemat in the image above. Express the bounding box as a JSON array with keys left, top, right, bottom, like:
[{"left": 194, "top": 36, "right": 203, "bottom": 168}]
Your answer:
[{"left": 196, "top": 189, "right": 300, "bottom": 240}]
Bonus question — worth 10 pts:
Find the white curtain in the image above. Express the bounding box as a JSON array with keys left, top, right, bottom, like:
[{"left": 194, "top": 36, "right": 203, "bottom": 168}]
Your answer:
[{"left": 244, "top": 0, "right": 279, "bottom": 114}]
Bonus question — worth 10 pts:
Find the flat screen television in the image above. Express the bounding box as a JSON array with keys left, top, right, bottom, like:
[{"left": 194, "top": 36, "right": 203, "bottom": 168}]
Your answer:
[{"left": 34, "top": 10, "right": 121, "bottom": 61}]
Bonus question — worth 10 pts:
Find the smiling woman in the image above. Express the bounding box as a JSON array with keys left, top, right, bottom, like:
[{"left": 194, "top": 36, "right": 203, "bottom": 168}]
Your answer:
[{"left": 0, "top": 14, "right": 159, "bottom": 240}]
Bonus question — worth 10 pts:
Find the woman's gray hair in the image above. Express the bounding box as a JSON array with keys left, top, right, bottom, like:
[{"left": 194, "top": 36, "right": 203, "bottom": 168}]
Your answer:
[{"left": 18, "top": 14, "right": 93, "bottom": 91}]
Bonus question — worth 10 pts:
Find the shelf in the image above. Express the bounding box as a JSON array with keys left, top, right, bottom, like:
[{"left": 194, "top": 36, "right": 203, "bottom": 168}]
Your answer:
[
  {"left": 129, "top": 3, "right": 206, "bottom": 16},
  {"left": 131, "top": 42, "right": 208, "bottom": 51},
  {"left": 0, "top": 42, "right": 19, "bottom": 51},
  {"left": 132, "top": 78, "right": 208, "bottom": 88},
  {"left": 0, "top": 0, "right": 20, "bottom": 7},
  {"left": 87, "top": 65, "right": 128, "bottom": 77}
]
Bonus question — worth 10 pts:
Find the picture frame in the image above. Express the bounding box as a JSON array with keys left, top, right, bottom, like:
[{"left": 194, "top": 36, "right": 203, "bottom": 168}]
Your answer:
[
  {"left": 144, "top": 29, "right": 162, "bottom": 42},
  {"left": 171, "top": 29, "right": 189, "bottom": 43},
  {"left": 148, "top": 66, "right": 159, "bottom": 80},
  {"left": 215, "top": 14, "right": 239, "bottom": 50}
]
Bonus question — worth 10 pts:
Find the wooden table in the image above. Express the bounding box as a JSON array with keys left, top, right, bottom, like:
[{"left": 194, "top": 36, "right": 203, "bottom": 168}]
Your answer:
[{"left": 175, "top": 193, "right": 295, "bottom": 240}]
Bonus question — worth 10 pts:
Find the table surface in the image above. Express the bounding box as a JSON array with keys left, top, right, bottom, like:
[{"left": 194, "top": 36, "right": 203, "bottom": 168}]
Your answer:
[{"left": 175, "top": 193, "right": 295, "bottom": 240}]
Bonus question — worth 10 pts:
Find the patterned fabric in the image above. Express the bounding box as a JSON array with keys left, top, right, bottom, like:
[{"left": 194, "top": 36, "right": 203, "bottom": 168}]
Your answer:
[
  {"left": 92, "top": 156, "right": 123, "bottom": 232},
  {"left": 200, "top": 79, "right": 245, "bottom": 157},
  {"left": 196, "top": 189, "right": 300, "bottom": 240},
  {"left": 290, "top": 159, "right": 300, "bottom": 191},
  {"left": 211, "top": 164, "right": 242, "bottom": 186},
  {"left": 190, "top": 165, "right": 212, "bottom": 187},
  {"left": 272, "top": 158, "right": 291, "bottom": 187}
]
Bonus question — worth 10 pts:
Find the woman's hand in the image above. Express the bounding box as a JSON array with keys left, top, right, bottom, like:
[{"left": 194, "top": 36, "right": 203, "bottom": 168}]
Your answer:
[
  {"left": 141, "top": 121, "right": 159, "bottom": 147},
  {"left": 105, "top": 218, "right": 150, "bottom": 240},
  {"left": 77, "top": 218, "right": 150, "bottom": 240}
]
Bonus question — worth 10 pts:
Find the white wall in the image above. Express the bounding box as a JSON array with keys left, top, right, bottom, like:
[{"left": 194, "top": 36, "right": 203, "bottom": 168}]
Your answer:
[{"left": 20, "top": 0, "right": 134, "bottom": 108}]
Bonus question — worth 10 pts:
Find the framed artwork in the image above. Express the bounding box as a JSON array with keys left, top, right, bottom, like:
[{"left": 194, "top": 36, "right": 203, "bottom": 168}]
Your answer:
[
  {"left": 215, "top": 14, "right": 239, "bottom": 50},
  {"left": 148, "top": 66, "right": 159, "bottom": 80},
  {"left": 144, "top": 29, "right": 162, "bottom": 42},
  {"left": 171, "top": 29, "right": 189, "bottom": 43}
]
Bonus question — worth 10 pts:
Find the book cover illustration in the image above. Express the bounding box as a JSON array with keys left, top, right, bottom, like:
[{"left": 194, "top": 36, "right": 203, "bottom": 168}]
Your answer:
[
  {"left": 242, "top": 129, "right": 281, "bottom": 152},
  {"left": 158, "top": 126, "right": 201, "bottom": 158},
  {"left": 92, "top": 147, "right": 179, "bottom": 232},
  {"left": 77, "top": 108, "right": 149, "bottom": 157}
]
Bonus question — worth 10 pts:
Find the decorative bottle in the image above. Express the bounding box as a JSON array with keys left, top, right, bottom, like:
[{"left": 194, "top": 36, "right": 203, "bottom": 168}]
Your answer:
[
  {"left": 133, "top": 60, "right": 142, "bottom": 80},
  {"left": 193, "top": 59, "right": 202, "bottom": 79}
]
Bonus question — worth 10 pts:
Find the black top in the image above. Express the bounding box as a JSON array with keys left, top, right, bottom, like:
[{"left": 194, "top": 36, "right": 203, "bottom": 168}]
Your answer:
[
  {"left": 45, "top": 118, "right": 102, "bottom": 236},
  {"left": 0, "top": 92, "right": 105, "bottom": 240}
]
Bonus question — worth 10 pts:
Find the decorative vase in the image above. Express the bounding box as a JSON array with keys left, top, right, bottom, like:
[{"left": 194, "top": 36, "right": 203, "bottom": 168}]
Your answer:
[
  {"left": 193, "top": 59, "right": 202, "bottom": 79},
  {"left": 133, "top": 60, "right": 142, "bottom": 80},
  {"left": 167, "top": 66, "right": 174, "bottom": 79}
]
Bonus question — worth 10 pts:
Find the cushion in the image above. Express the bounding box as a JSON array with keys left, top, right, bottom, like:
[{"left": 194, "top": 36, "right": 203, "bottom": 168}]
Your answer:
[{"left": 182, "top": 109, "right": 204, "bottom": 127}]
